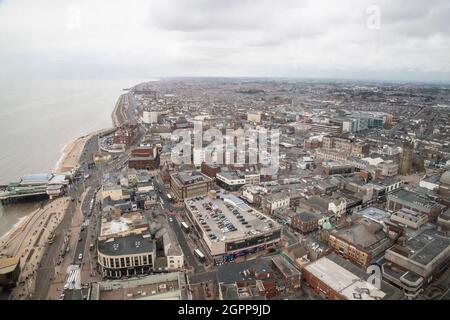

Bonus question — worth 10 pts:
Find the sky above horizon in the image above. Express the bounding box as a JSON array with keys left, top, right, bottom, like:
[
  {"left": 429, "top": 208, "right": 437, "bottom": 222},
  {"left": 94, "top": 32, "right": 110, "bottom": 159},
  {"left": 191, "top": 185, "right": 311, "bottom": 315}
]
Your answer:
[{"left": 1, "top": 0, "right": 450, "bottom": 83}]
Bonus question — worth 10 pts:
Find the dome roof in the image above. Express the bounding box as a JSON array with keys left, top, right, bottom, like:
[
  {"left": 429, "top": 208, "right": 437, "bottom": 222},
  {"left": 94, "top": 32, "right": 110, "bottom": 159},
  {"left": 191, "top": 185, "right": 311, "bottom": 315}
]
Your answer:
[
  {"left": 440, "top": 171, "right": 450, "bottom": 185},
  {"left": 322, "top": 221, "right": 332, "bottom": 230}
]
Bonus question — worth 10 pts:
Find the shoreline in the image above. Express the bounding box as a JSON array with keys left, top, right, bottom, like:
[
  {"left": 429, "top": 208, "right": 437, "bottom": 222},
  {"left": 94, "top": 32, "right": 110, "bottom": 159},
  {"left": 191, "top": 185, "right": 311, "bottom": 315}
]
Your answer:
[
  {"left": 2, "top": 126, "right": 115, "bottom": 245},
  {"left": 1, "top": 82, "right": 130, "bottom": 246},
  {"left": 53, "top": 127, "right": 115, "bottom": 174}
]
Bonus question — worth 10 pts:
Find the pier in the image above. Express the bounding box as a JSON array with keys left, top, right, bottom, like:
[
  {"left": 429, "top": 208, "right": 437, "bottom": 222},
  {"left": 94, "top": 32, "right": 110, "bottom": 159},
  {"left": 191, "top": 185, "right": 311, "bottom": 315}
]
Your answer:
[{"left": 0, "top": 173, "right": 70, "bottom": 205}]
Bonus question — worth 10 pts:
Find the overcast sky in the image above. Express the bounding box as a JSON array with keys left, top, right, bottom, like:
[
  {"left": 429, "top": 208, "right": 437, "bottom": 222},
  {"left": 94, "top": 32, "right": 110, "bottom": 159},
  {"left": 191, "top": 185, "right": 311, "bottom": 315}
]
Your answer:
[{"left": 1, "top": 0, "right": 450, "bottom": 82}]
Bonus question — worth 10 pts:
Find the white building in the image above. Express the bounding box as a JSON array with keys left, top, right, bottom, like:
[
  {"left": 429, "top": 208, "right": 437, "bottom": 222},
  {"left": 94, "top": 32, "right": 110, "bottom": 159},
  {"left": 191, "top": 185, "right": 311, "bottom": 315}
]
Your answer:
[
  {"left": 419, "top": 175, "right": 440, "bottom": 191},
  {"left": 262, "top": 192, "right": 290, "bottom": 214},
  {"left": 142, "top": 110, "right": 160, "bottom": 124}
]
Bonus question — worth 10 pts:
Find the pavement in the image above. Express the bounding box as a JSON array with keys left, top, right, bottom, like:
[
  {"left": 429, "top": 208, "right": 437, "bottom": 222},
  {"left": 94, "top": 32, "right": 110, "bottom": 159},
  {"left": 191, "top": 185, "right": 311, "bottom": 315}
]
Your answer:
[
  {"left": 12, "top": 133, "right": 105, "bottom": 300},
  {"left": 3, "top": 197, "right": 72, "bottom": 300}
]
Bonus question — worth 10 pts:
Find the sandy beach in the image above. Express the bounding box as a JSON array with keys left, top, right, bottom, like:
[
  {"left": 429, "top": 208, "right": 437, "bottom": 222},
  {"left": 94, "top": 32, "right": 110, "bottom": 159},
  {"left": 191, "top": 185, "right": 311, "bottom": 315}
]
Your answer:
[
  {"left": 53, "top": 135, "right": 89, "bottom": 174},
  {"left": 53, "top": 128, "right": 113, "bottom": 174}
]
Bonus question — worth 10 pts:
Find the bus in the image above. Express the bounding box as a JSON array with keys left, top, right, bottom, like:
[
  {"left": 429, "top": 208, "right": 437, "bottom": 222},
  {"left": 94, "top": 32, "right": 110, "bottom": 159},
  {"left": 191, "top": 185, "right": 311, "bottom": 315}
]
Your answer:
[
  {"left": 181, "top": 221, "right": 190, "bottom": 233},
  {"left": 194, "top": 249, "right": 205, "bottom": 262}
]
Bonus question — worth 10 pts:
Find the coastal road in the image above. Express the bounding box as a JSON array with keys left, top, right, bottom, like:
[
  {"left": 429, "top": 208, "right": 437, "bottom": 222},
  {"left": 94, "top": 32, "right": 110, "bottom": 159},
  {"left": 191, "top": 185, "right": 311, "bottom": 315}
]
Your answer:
[
  {"left": 31, "top": 200, "right": 75, "bottom": 300},
  {"left": 30, "top": 134, "right": 102, "bottom": 300}
]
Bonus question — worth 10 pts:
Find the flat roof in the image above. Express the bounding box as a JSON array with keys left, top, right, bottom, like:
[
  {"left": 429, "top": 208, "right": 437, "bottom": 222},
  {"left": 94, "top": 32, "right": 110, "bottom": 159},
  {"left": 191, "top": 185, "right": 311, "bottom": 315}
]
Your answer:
[
  {"left": 20, "top": 173, "right": 52, "bottom": 185},
  {"left": 388, "top": 189, "right": 436, "bottom": 211},
  {"left": 172, "top": 171, "right": 211, "bottom": 185},
  {"left": 391, "top": 208, "right": 428, "bottom": 223},
  {"left": 296, "top": 211, "right": 320, "bottom": 223},
  {"left": 92, "top": 272, "right": 185, "bottom": 300},
  {"left": 217, "top": 171, "right": 244, "bottom": 181},
  {"left": 356, "top": 207, "right": 390, "bottom": 222},
  {"left": 305, "top": 255, "right": 387, "bottom": 300},
  {"left": 185, "top": 191, "right": 280, "bottom": 242},
  {"left": 401, "top": 229, "right": 450, "bottom": 266}
]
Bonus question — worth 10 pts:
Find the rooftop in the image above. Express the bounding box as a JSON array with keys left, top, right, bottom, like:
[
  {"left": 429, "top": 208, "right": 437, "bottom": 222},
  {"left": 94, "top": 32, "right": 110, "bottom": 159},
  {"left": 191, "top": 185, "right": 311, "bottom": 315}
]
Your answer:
[
  {"left": 217, "top": 171, "right": 245, "bottom": 181},
  {"left": 100, "top": 212, "right": 147, "bottom": 237},
  {"left": 296, "top": 211, "right": 320, "bottom": 223},
  {"left": 0, "top": 256, "right": 20, "bottom": 274},
  {"left": 332, "top": 218, "right": 392, "bottom": 254},
  {"left": 356, "top": 207, "right": 390, "bottom": 223},
  {"left": 91, "top": 272, "right": 186, "bottom": 300},
  {"left": 394, "top": 229, "right": 450, "bottom": 266},
  {"left": 388, "top": 189, "right": 437, "bottom": 211},
  {"left": 172, "top": 171, "right": 212, "bottom": 186},
  {"left": 391, "top": 208, "right": 428, "bottom": 223},
  {"left": 185, "top": 191, "right": 280, "bottom": 242},
  {"left": 97, "top": 233, "right": 154, "bottom": 256},
  {"left": 304, "top": 253, "right": 402, "bottom": 300}
]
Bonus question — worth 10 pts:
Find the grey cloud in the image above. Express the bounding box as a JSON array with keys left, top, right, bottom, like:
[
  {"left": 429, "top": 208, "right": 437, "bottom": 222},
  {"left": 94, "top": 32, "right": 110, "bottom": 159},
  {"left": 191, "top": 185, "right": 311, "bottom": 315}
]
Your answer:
[{"left": 0, "top": 0, "right": 449, "bottom": 82}]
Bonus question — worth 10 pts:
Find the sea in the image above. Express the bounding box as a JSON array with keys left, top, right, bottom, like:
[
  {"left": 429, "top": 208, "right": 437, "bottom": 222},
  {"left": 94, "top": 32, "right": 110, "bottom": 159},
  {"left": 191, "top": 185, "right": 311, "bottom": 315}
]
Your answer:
[{"left": 0, "top": 77, "right": 150, "bottom": 238}]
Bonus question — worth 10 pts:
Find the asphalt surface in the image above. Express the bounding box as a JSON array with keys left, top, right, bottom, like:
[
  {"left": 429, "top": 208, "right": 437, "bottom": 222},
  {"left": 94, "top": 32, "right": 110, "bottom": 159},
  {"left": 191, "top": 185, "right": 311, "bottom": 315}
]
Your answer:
[
  {"left": 282, "top": 226, "right": 299, "bottom": 246},
  {"left": 153, "top": 178, "right": 204, "bottom": 273},
  {"left": 31, "top": 134, "right": 105, "bottom": 299},
  {"left": 31, "top": 199, "right": 76, "bottom": 300}
]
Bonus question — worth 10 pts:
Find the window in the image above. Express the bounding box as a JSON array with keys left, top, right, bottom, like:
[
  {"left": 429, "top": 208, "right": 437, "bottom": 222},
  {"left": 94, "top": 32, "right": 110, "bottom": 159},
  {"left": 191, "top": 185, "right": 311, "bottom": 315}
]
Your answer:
[
  {"left": 115, "top": 258, "right": 120, "bottom": 268},
  {"left": 147, "top": 255, "right": 153, "bottom": 266},
  {"left": 120, "top": 258, "right": 125, "bottom": 267},
  {"left": 126, "top": 257, "right": 131, "bottom": 267},
  {"left": 143, "top": 255, "right": 148, "bottom": 265},
  {"left": 134, "top": 257, "right": 140, "bottom": 266},
  {"left": 110, "top": 258, "right": 115, "bottom": 268}
]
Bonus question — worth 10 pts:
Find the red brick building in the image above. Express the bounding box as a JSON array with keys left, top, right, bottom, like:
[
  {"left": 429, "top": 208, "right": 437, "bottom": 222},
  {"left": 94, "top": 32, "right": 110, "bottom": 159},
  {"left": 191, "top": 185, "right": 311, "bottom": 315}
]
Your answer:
[
  {"left": 113, "top": 124, "right": 137, "bottom": 146},
  {"left": 128, "top": 146, "right": 159, "bottom": 170},
  {"left": 200, "top": 162, "right": 221, "bottom": 179},
  {"left": 291, "top": 211, "right": 320, "bottom": 234}
]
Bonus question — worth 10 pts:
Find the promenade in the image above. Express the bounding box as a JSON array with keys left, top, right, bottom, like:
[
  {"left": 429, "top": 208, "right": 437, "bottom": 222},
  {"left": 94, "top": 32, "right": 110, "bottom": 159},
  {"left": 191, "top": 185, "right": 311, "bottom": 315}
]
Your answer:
[{"left": 0, "top": 197, "right": 71, "bottom": 299}]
